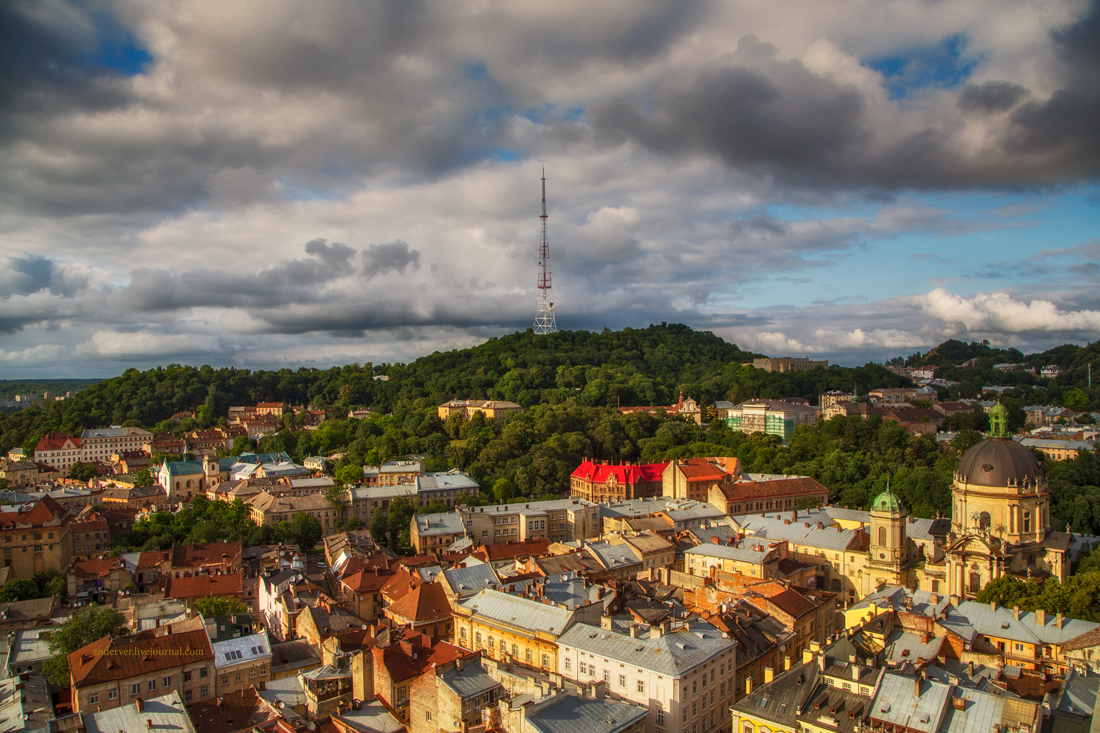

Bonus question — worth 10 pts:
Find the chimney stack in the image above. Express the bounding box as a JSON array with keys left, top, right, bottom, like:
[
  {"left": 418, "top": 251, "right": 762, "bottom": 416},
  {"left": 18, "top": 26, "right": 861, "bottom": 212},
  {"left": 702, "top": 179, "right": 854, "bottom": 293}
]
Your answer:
[
  {"left": 914, "top": 677, "right": 921, "bottom": 698},
  {"left": 764, "top": 667, "right": 774, "bottom": 684},
  {"left": 1036, "top": 609, "right": 1046, "bottom": 626},
  {"left": 784, "top": 655, "right": 791, "bottom": 671},
  {"left": 136, "top": 698, "right": 145, "bottom": 712}
]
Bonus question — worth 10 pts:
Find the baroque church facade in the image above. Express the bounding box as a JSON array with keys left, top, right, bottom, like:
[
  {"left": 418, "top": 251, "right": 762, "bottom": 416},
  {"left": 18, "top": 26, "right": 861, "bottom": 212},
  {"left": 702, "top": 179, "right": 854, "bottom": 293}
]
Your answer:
[{"left": 855, "top": 404, "right": 1073, "bottom": 600}]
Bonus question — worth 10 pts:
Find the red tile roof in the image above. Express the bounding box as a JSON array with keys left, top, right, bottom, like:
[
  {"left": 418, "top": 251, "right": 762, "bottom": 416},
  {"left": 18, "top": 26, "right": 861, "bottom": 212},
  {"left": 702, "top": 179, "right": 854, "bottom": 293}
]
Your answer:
[
  {"left": 481, "top": 539, "right": 552, "bottom": 562},
  {"left": 187, "top": 686, "right": 281, "bottom": 733},
  {"left": 343, "top": 567, "right": 393, "bottom": 593},
  {"left": 69, "top": 629, "right": 212, "bottom": 687},
  {"left": 35, "top": 432, "right": 81, "bottom": 451},
  {"left": 165, "top": 572, "right": 243, "bottom": 600},
  {"left": 173, "top": 542, "right": 242, "bottom": 567},
  {"left": 375, "top": 631, "right": 469, "bottom": 683},
  {"left": 69, "top": 558, "right": 117, "bottom": 578},
  {"left": 767, "top": 588, "right": 818, "bottom": 619},
  {"left": 571, "top": 461, "right": 667, "bottom": 484}
]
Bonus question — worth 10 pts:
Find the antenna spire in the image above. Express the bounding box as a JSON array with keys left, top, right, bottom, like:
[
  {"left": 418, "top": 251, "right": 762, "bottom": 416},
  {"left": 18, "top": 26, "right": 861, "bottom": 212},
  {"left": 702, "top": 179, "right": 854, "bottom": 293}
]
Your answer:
[{"left": 534, "top": 167, "right": 557, "bottom": 334}]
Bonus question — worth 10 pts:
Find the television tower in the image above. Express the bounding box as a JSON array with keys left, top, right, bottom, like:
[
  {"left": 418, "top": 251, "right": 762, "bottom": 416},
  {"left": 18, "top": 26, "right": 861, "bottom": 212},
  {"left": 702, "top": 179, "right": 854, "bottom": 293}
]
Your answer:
[{"left": 533, "top": 168, "right": 557, "bottom": 334}]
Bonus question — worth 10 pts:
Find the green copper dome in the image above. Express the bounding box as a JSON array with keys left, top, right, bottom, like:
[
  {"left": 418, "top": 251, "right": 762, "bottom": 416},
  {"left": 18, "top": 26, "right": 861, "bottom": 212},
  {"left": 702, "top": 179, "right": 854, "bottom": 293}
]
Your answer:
[
  {"left": 989, "top": 403, "right": 1010, "bottom": 438},
  {"left": 872, "top": 489, "right": 904, "bottom": 514}
]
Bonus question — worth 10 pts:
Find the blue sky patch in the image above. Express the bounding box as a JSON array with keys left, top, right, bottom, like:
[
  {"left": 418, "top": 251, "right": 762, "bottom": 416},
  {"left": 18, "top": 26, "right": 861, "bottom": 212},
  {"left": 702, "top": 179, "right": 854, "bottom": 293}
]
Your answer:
[{"left": 866, "top": 34, "right": 977, "bottom": 99}]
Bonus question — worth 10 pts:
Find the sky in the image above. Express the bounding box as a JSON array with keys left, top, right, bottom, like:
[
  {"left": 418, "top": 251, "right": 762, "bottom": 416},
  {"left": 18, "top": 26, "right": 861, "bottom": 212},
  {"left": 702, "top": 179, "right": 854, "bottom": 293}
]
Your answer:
[{"left": 2, "top": 0, "right": 1100, "bottom": 378}]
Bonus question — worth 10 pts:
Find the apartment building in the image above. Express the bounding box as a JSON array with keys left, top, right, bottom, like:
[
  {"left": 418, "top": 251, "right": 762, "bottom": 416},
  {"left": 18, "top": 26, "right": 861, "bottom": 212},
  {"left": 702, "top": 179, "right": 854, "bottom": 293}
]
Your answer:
[
  {"left": 557, "top": 618, "right": 737, "bottom": 733},
  {"left": 33, "top": 432, "right": 83, "bottom": 472},
  {"left": 68, "top": 630, "right": 215, "bottom": 712},
  {"left": 459, "top": 498, "right": 600, "bottom": 545},
  {"left": 726, "top": 400, "right": 819, "bottom": 443},
  {"left": 570, "top": 461, "right": 668, "bottom": 503},
  {"left": 248, "top": 492, "right": 343, "bottom": 536},
  {"left": 0, "top": 496, "right": 71, "bottom": 579},
  {"left": 752, "top": 357, "right": 828, "bottom": 373},
  {"left": 437, "top": 399, "right": 523, "bottom": 425},
  {"left": 212, "top": 633, "right": 272, "bottom": 696},
  {"left": 80, "top": 427, "right": 153, "bottom": 464}
]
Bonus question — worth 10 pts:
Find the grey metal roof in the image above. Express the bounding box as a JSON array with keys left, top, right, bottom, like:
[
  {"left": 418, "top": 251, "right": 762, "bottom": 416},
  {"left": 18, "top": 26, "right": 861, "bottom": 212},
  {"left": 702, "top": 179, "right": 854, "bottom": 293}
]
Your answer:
[
  {"left": 258, "top": 675, "right": 307, "bottom": 708},
  {"left": 334, "top": 701, "right": 404, "bottom": 733},
  {"left": 8, "top": 628, "right": 51, "bottom": 667},
  {"left": 443, "top": 563, "right": 500, "bottom": 596},
  {"left": 735, "top": 513, "right": 858, "bottom": 551},
  {"left": 460, "top": 588, "right": 576, "bottom": 637},
  {"left": 438, "top": 660, "right": 502, "bottom": 699},
  {"left": 351, "top": 485, "right": 417, "bottom": 500},
  {"left": 881, "top": 630, "right": 944, "bottom": 665},
  {"left": 212, "top": 632, "right": 271, "bottom": 670},
  {"left": 417, "top": 470, "right": 479, "bottom": 491},
  {"left": 1058, "top": 671, "right": 1099, "bottom": 717},
  {"left": 600, "top": 497, "right": 681, "bottom": 519},
  {"left": 414, "top": 511, "right": 465, "bottom": 535},
  {"left": 685, "top": 541, "right": 772, "bottom": 565},
  {"left": 526, "top": 693, "right": 648, "bottom": 733},
  {"left": 463, "top": 497, "right": 597, "bottom": 515},
  {"left": 586, "top": 541, "right": 641, "bottom": 569},
  {"left": 558, "top": 620, "right": 734, "bottom": 678},
  {"left": 848, "top": 586, "right": 950, "bottom": 619},
  {"left": 83, "top": 691, "right": 196, "bottom": 733},
  {"left": 870, "top": 673, "right": 951, "bottom": 733},
  {"left": 940, "top": 601, "right": 1100, "bottom": 646},
  {"left": 938, "top": 685, "right": 1040, "bottom": 733}
]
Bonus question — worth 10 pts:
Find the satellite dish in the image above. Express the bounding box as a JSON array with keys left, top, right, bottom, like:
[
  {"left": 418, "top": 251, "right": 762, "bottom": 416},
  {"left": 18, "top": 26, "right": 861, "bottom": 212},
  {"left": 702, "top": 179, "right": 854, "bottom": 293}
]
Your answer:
[{"left": 307, "top": 724, "right": 316, "bottom": 730}]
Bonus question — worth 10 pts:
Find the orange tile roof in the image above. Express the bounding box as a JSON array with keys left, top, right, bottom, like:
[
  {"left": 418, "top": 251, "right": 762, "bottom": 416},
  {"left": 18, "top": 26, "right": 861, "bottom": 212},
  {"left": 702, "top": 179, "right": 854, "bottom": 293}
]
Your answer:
[
  {"left": 343, "top": 567, "right": 393, "bottom": 593},
  {"left": 767, "top": 588, "right": 818, "bottom": 619},
  {"left": 69, "top": 629, "right": 212, "bottom": 687},
  {"left": 0, "top": 496, "right": 65, "bottom": 528},
  {"left": 70, "top": 558, "right": 117, "bottom": 578},
  {"left": 717, "top": 476, "right": 829, "bottom": 501},
  {"left": 385, "top": 581, "right": 452, "bottom": 624},
  {"left": 165, "top": 572, "right": 243, "bottom": 600}
]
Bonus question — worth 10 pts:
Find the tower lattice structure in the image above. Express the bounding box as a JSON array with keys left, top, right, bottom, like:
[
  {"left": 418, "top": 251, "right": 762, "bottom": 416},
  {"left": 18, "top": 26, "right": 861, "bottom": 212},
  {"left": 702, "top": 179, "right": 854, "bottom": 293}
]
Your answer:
[{"left": 533, "top": 168, "right": 557, "bottom": 334}]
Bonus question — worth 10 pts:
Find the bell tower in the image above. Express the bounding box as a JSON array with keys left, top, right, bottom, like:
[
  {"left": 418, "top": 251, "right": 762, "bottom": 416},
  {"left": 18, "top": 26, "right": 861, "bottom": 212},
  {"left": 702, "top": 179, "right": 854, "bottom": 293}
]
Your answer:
[{"left": 867, "top": 481, "right": 908, "bottom": 591}]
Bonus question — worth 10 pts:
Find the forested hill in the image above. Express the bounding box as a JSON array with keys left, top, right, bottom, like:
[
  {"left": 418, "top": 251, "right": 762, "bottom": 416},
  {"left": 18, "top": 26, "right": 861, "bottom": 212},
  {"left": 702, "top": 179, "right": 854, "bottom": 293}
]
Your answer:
[{"left": 0, "top": 324, "right": 910, "bottom": 453}]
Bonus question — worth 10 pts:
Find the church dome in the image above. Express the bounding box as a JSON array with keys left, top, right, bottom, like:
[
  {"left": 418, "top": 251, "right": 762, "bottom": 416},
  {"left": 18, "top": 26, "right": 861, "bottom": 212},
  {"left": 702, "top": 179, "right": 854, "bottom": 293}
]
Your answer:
[
  {"left": 956, "top": 438, "right": 1044, "bottom": 488},
  {"left": 872, "top": 489, "right": 904, "bottom": 514}
]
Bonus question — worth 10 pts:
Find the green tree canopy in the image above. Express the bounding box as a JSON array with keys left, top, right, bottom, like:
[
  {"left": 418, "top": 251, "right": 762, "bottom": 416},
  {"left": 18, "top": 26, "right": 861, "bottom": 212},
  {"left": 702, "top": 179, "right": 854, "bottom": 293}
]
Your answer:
[
  {"left": 192, "top": 595, "right": 251, "bottom": 616},
  {"left": 42, "top": 606, "right": 127, "bottom": 685}
]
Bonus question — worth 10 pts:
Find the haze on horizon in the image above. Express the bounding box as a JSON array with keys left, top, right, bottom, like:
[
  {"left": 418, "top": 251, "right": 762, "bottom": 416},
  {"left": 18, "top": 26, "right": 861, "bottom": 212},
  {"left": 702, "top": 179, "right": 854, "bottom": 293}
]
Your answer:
[{"left": 1, "top": 0, "right": 1099, "bottom": 379}]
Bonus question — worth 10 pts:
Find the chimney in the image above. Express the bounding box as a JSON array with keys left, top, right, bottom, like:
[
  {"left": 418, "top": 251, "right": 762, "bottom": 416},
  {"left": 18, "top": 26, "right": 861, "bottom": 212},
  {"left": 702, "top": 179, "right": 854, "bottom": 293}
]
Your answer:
[
  {"left": 764, "top": 667, "right": 774, "bottom": 684},
  {"left": 803, "top": 648, "right": 814, "bottom": 664},
  {"left": 1057, "top": 612, "right": 1063, "bottom": 628},
  {"left": 930, "top": 593, "right": 938, "bottom": 605},
  {"left": 136, "top": 698, "right": 145, "bottom": 712},
  {"left": 968, "top": 661, "right": 974, "bottom": 677},
  {"left": 629, "top": 625, "right": 641, "bottom": 638},
  {"left": 1036, "top": 608, "right": 1046, "bottom": 626},
  {"left": 712, "top": 537, "right": 720, "bottom": 544},
  {"left": 817, "top": 522, "right": 824, "bottom": 530},
  {"left": 745, "top": 677, "right": 753, "bottom": 696},
  {"left": 914, "top": 677, "right": 921, "bottom": 697},
  {"left": 1013, "top": 606, "right": 1020, "bottom": 620},
  {"left": 817, "top": 654, "right": 826, "bottom": 672},
  {"left": 784, "top": 655, "right": 791, "bottom": 671},
  {"left": 990, "top": 601, "right": 996, "bottom": 613}
]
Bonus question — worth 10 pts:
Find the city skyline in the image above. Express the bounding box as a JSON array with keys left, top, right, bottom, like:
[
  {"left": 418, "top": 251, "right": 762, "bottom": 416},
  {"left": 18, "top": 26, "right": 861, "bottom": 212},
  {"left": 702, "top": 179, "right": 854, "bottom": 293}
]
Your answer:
[{"left": 2, "top": 1, "right": 1099, "bottom": 377}]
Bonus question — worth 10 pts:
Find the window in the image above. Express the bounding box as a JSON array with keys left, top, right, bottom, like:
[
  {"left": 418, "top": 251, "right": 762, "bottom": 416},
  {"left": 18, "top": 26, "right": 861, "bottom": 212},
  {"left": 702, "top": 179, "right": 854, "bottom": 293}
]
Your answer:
[
  {"left": 637, "top": 680, "right": 645, "bottom": 693},
  {"left": 526, "top": 649, "right": 532, "bottom": 662},
  {"left": 693, "top": 702, "right": 697, "bottom": 718},
  {"left": 580, "top": 662, "right": 587, "bottom": 674},
  {"left": 512, "top": 643, "right": 518, "bottom": 656},
  {"left": 460, "top": 627, "right": 467, "bottom": 640},
  {"left": 542, "top": 654, "right": 549, "bottom": 668},
  {"left": 185, "top": 690, "right": 192, "bottom": 702},
  {"left": 108, "top": 689, "right": 117, "bottom": 700},
  {"left": 475, "top": 632, "right": 481, "bottom": 645},
  {"left": 619, "top": 674, "right": 627, "bottom": 687},
  {"left": 693, "top": 680, "right": 697, "bottom": 694},
  {"left": 148, "top": 680, "right": 156, "bottom": 691},
  {"left": 89, "top": 693, "right": 99, "bottom": 704},
  {"left": 398, "top": 687, "right": 407, "bottom": 703},
  {"left": 565, "top": 659, "right": 572, "bottom": 671},
  {"left": 426, "top": 712, "right": 432, "bottom": 722},
  {"left": 132, "top": 684, "right": 140, "bottom": 695},
  {"left": 251, "top": 670, "right": 257, "bottom": 678},
  {"left": 500, "top": 639, "right": 506, "bottom": 653},
  {"left": 604, "top": 670, "right": 610, "bottom": 683},
  {"left": 201, "top": 686, "right": 208, "bottom": 698},
  {"left": 200, "top": 668, "right": 208, "bottom": 678},
  {"left": 164, "top": 676, "right": 171, "bottom": 687},
  {"left": 657, "top": 708, "right": 664, "bottom": 725},
  {"left": 488, "top": 636, "right": 494, "bottom": 648}
]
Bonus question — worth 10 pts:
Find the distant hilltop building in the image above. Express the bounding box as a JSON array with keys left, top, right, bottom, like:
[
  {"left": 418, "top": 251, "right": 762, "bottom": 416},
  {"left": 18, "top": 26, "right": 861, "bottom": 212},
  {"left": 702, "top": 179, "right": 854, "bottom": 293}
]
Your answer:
[
  {"left": 618, "top": 392, "right": 702, "bottom": 425},
  {"left": 752, "top": 357, "right": 828, "bottom": 373},
  {"left": 437, "top": 399, "right": 523, "bottom": 425}
]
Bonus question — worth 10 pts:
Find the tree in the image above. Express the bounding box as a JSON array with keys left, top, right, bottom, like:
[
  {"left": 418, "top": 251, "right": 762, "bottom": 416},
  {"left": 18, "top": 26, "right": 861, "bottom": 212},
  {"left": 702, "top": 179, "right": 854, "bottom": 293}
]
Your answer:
[
  {"left": 286, "top": 513, "right": 322, "bottom": 551},
  {"left": 370, "top": 509, "right": 387, "bottom": 544},
  {"left": 42, "top": 606, "right": 127, "bottom": 685},
  {"left": 0, "top": 578, "right": 40, "bottom": 602},
  {"left": 492, "top": 478, "right": 516, "bottom": 504},
  {"left": 68, "top": 462, "right": 98, "bottom": 482},
  {"left": 192, "top": 595, "right": 250, "bottom": 617},
  {"left": 335, "top": 464, "right": 363, "bottom": 487},
  {"left": 132, "top": 469, "right": 155, "bottom": 486}
]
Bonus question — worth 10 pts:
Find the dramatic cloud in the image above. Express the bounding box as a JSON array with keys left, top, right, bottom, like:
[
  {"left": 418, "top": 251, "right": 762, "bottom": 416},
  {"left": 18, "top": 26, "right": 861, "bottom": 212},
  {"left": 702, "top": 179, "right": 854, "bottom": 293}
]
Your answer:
[{"left": 0, "top": 0, "right": 1098, "bottom": 376}]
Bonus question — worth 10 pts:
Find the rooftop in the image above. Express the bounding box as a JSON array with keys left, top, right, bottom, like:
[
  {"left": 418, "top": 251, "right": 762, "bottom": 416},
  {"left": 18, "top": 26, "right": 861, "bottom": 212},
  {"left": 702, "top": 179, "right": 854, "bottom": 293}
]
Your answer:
[{"left": 557, "top": 619, "right": 734, "bottom": 677}]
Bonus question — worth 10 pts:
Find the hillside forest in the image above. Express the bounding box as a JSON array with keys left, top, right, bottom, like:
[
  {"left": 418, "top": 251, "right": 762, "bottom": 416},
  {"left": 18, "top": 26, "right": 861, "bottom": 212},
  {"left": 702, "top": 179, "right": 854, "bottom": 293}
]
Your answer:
[{"left": 0, "top": 326, "right": 1097, "bottom": 537}]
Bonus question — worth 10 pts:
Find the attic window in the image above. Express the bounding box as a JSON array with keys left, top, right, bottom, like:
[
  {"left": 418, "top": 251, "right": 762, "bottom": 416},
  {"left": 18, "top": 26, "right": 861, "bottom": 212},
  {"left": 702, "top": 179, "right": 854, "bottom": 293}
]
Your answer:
[{"left": 760, "top": 698, "right": 768, "bottom": 708}]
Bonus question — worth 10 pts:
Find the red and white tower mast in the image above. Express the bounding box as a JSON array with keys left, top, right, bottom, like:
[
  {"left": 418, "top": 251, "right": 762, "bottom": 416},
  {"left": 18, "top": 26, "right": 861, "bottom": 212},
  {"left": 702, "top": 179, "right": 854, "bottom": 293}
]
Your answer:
[{"left": 534, "top": 168, "right": 557, "bottom": 334}]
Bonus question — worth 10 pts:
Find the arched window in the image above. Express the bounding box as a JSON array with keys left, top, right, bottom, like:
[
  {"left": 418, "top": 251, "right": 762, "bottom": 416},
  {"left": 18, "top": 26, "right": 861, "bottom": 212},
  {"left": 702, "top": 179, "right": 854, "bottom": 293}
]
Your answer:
[
  {"left": 878, "top": 526, "right": 887, "bottom": 546},
  {"left": 185, "top": 479, "right": 192, "bottom": 489},
  {"left": 979, "top": 512, "right": 991, "bottom": 530}
]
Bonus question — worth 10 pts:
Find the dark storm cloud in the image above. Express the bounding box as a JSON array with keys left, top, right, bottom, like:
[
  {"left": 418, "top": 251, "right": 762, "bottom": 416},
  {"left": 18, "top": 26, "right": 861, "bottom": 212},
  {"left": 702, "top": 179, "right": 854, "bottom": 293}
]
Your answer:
[
  {"left": 123, "top": 238, "right": 362, "bottom": 311},
  {"left": 957, "top": 81, "right": 1029, "bottom": 113},
  {"left": 593, "top": 7, "right": 1100, "bottom": 191},
  {"left": 362, "top": 240, "right": 421, "bottom": 277}
]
